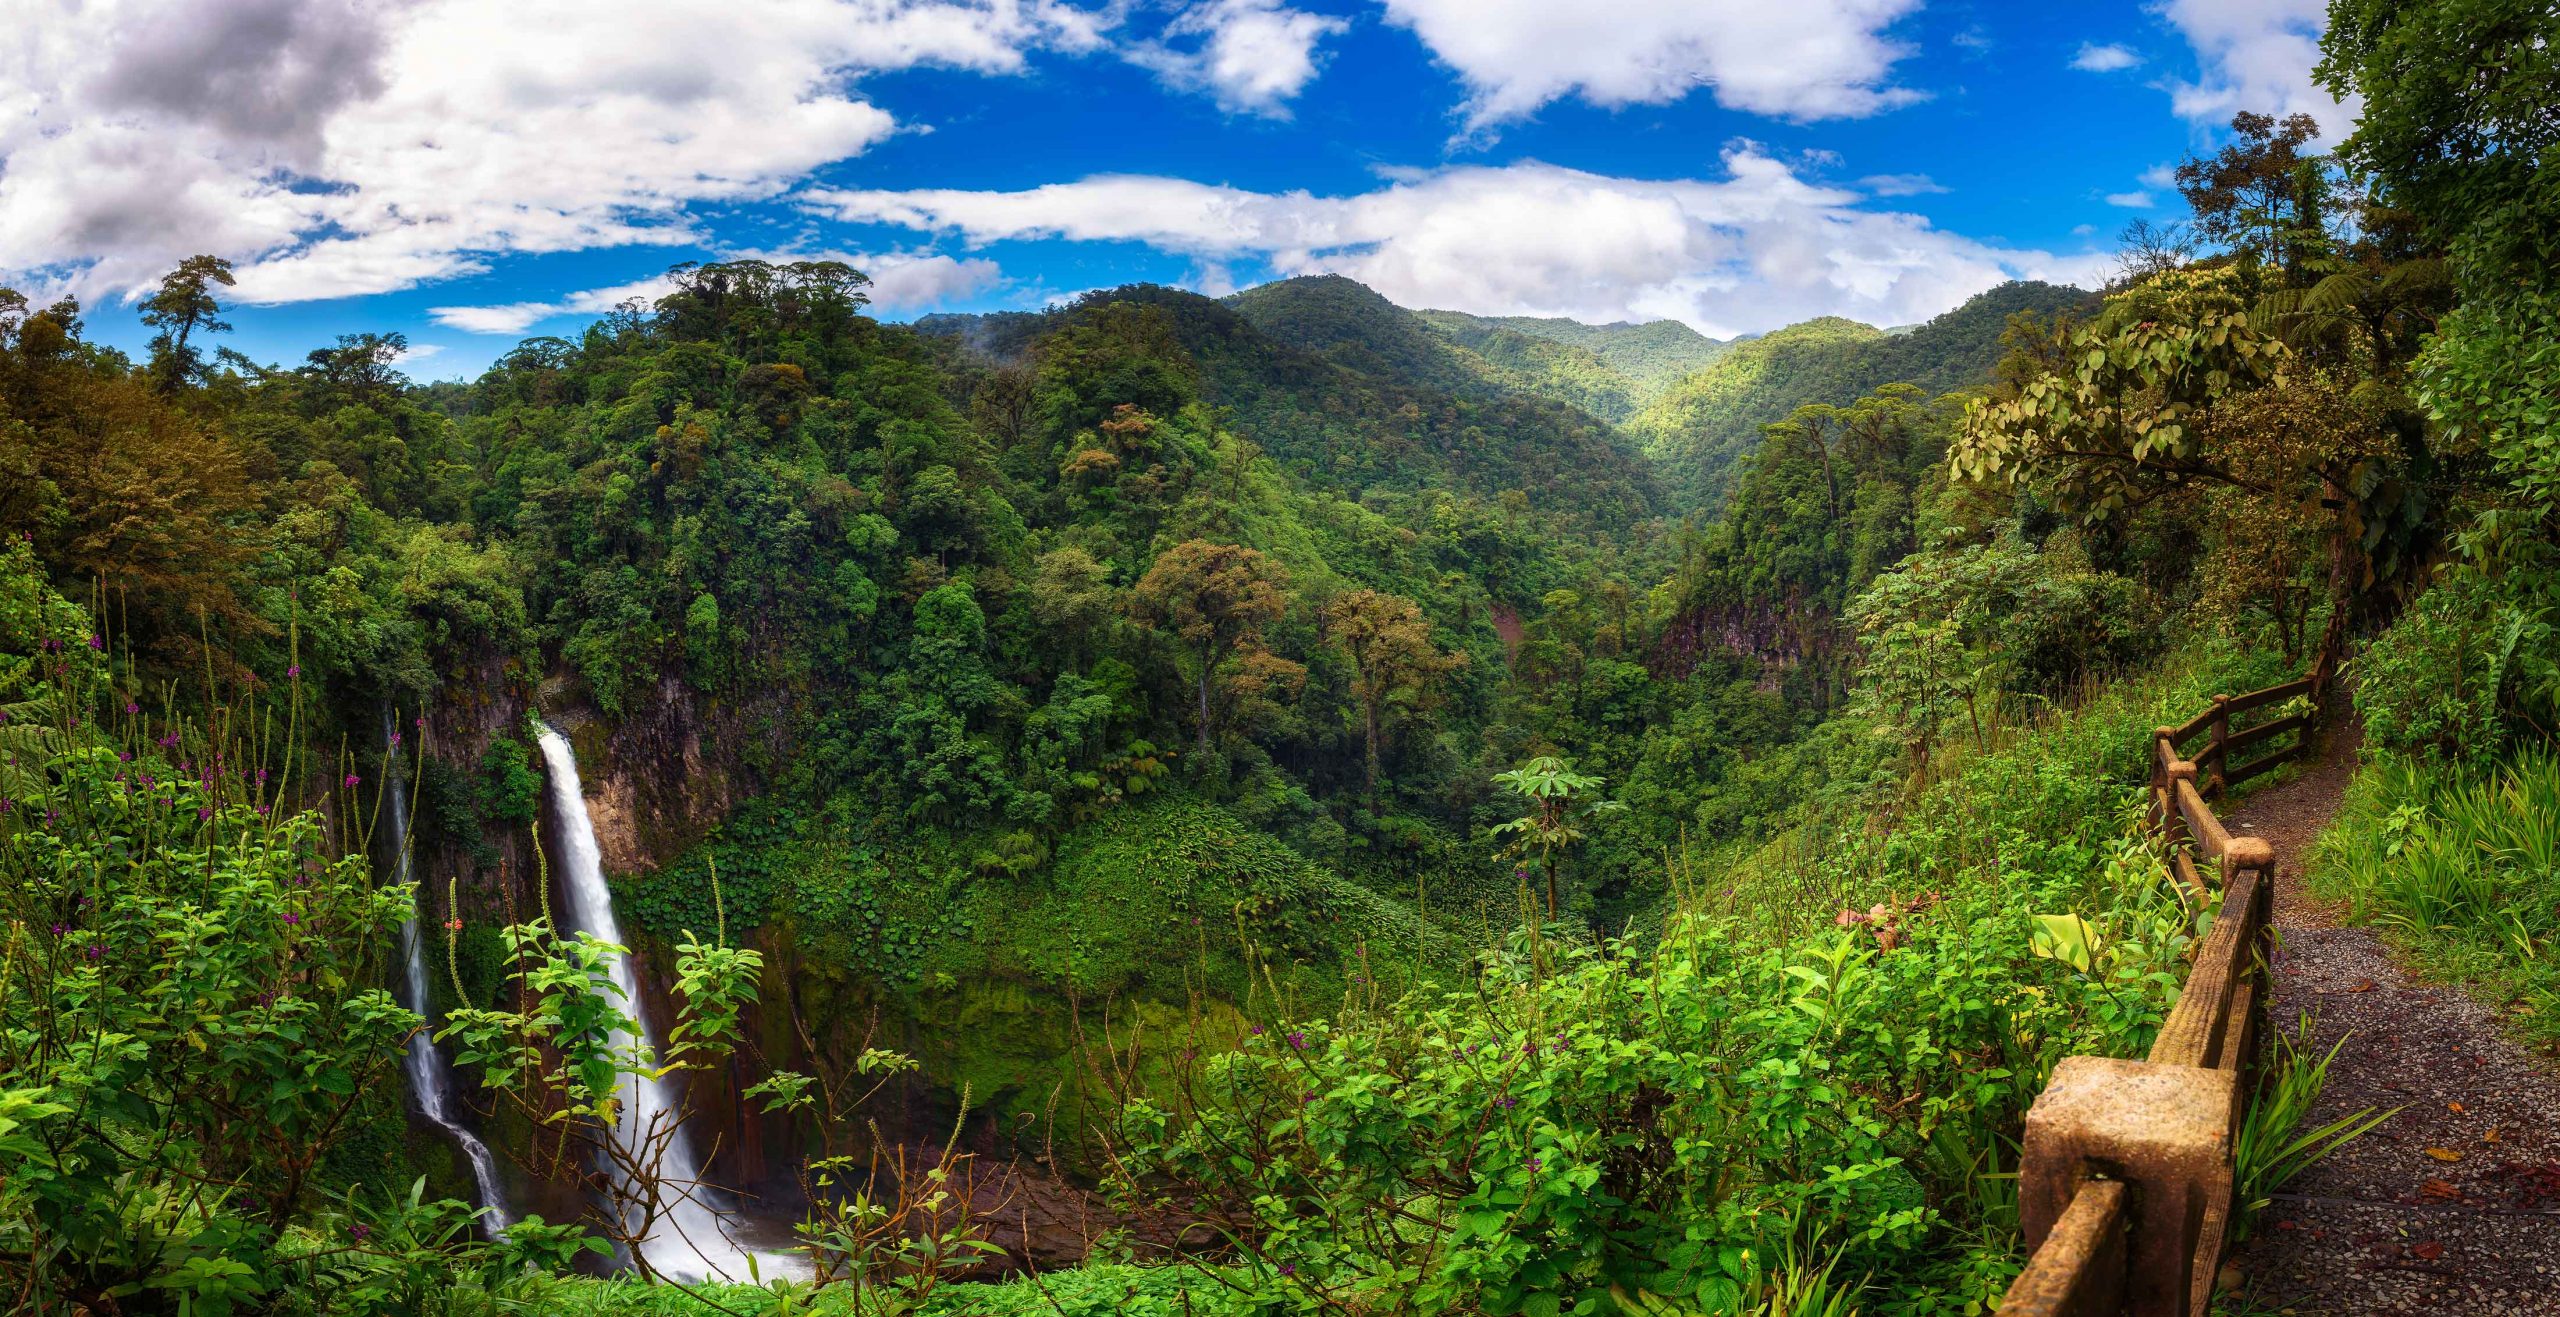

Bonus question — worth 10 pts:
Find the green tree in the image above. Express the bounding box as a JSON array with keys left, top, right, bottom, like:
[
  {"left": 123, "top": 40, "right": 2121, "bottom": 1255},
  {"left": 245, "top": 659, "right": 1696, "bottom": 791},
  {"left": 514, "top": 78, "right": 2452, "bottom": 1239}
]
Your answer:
[
  {"left": 1488, "top": 756, "right": 1623, "bottom": 919},
  {"left": 1324, "top": 588, "right": 1464, "bottom": 807},
  {"left": 1129, "top": 540, "right": 1292, "bottom": 758},
  {"left": 138, "top": 255, "right": 235, "bottom": 393}
]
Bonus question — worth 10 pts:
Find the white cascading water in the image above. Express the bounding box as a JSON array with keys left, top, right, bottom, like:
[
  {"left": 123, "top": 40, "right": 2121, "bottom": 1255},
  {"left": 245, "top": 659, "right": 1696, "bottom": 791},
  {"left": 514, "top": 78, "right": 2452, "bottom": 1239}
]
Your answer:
[
  {"left": 385, "top": 713, "right": 514, "bottom": 1236},
  {"left": 532, "top": 722, "right": 797, "bottom": 1282}
]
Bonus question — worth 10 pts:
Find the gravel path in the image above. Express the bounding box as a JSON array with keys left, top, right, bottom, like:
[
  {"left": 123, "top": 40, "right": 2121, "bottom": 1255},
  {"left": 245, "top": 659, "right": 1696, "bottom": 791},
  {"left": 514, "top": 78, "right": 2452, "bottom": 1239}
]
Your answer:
[{"left": 2228, "top": 724, "right": 2560, "bottom": 1315}]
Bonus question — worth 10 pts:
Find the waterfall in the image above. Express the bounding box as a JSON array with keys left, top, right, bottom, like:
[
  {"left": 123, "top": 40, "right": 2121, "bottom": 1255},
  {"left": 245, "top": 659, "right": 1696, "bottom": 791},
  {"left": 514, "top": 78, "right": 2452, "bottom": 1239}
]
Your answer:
[
  {"left": 384, "top": 712, "right": 513, "bottom": 1237},
  {"left": 531, "top": 722, "right": 798, "bottom": 1283}
]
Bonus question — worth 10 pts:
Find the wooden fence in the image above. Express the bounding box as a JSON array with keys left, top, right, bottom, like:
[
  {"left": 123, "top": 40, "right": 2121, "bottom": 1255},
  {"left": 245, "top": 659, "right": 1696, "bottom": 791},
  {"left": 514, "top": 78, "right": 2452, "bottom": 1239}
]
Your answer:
[{"left": 1999, "top": 674, "right": 2321, "bottom": 1316}]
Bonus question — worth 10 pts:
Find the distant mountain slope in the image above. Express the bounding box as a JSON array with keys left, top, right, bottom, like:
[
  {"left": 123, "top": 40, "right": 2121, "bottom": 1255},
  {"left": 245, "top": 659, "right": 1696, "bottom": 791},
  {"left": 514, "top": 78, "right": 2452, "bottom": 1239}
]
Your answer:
[
  {"left": 1628, "top": 280, "right": 2094, "bottom": 510},
  {"left": 1411, "top": 309, "right": 1732, "bottom": 414},
  {"left": 1223, "top": 275, "right": 1637, "bottom": 421},
  {"left": 922, "top": 282, "right": 1663, "bottom": 533}
]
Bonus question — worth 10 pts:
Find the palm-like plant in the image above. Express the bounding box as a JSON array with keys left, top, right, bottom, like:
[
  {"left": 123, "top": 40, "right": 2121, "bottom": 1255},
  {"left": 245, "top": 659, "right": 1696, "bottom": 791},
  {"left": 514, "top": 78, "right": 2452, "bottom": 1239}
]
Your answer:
[{"left": 1488, "top": 755, "right": 1625, "bottom": 920}]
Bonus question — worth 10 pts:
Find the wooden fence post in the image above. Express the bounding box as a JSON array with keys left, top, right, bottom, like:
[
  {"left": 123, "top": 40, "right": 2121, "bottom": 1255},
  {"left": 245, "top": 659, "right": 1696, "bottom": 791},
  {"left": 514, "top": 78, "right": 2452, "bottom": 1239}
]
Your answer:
[
  {"left": 2148, "top": 729, "right": 2179, "bottom": 833},
  {"left": 2206, "top": 695, "right": 2231, "bottom": 798},
  {"left": 2018, "top": 1057, "right": 2238, "bottom": 1317}
]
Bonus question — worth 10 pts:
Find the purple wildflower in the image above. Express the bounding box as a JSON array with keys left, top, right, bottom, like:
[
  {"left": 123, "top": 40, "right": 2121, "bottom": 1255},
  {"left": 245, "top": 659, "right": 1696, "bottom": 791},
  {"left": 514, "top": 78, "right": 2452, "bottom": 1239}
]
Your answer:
[
  {"left": 49, "top": 924, "right": 65, "bottom": 937},
  {"left": 1278, "top": 1264, "right": 1295, "bottom": 1277},
  {"left": 286, "top": 665, "right": 301, "bottom": 679},
  {"left": 348, "top": 1223, "right": 371, "bottom": 1242},
  {"left": 1286, "top": 1030, "right": 1307, "bottom": 1051},
  {"left": 1493, "top": 1095, "right": 1515, "bottom": 1109},
  {"left": 1249, "top": 1025, "right": 1264, "bottom": 1036},
  {"left": 342, "top": 772, "right": 360, "bottom": 788},
  {"left": 124, "top": 702, "right": 138, "bottom": 715},
  {"left": 283, "top": 913, "right": 301, "bottom": 926},
  {"left": 1525, "top": 1156, "right": 1541, "bottom": 1173},
  {"left": 84, "top": 943, "right": 103, "bottom": 962},
  {"left": 86, "top": 634, "right": 103, "bottom": 651},
  {"left": 197, "top": 807, "right": 214, "bottom": 821}
]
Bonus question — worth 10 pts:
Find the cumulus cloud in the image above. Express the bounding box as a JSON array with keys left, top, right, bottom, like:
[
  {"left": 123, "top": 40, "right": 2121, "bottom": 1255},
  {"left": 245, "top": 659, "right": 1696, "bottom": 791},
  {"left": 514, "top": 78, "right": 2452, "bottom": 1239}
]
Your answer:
[
  {"left": 2105, "top": 191, "right": 2154, "bottom": 208},
  {"left": 1128, "top": 0, "right": 1346, "bottom": 115},
  {"left": 2070, "top": 42, "right": 2142, "bottom": 73},
  {"left": 0, "top": 0, "right": 1106, "bottom": 303},
  {"left": 808, "top": 149, "right": 2106, "bottom": 339},
  {"left": 2139, "top": 164, "right": 2179, "bottom": 190},
  {"left": 1377, "top": 0, "right": 1927, "bottom": 129},
  {"left": 427, "top": 253, "right": 1000, "bottom": 335},
  {"left": 1859, "top": 173, "right": 1947, "bottom": 197},
  {"left": 2156, "top": 0, "right": 2355, "bottom": 138}
]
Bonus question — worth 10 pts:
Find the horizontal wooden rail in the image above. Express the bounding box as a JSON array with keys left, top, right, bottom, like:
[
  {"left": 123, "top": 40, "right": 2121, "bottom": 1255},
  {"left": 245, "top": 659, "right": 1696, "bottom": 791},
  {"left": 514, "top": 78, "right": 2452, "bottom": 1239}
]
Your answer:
[
  {"left": 2001, "top": 672, "right": 2320, "bottom": 1317},
  {"left": 2002, "top": 1179, "right": 2128, "bottom": 1316}
]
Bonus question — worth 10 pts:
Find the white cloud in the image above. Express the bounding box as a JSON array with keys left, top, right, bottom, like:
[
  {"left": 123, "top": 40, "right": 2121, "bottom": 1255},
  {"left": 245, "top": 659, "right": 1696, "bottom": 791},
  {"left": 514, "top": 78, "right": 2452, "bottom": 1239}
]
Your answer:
[
  {"left": 2156, "top": 0, "right": 2355, "bottom": 139},
  {"left": 1859, "top": 173, "right": 1947, "bottom": 197},
  {"left": 2139, "top": 163, "right": 2180, "bottom": 190},
  {"left": 1377, "top": 0, "right": 1927, "bottom": 129},
  {"left": 2105, "top": 191, "right": 2154, "bottom": 208},
  {"left": 0, "top": 0, "right": 1107, "bottom": 303},
  {"left": 1128, "top": 0, "right": 1346, "bottom": 115},
  {"left": 428, "top": 302, "right": 560, "bottom": 335},
  {"left": 808, "top": 149, "right": 2107, "bottom": 339},
  {"left": 861, "top": 251, "right": 1008, "bottom": 310},
  {"left": 427, "top": 253, "right": 1000, "bottom": 335},
  {"left": 2070, "top": 42, "right": 2142, "bottom": 73}
]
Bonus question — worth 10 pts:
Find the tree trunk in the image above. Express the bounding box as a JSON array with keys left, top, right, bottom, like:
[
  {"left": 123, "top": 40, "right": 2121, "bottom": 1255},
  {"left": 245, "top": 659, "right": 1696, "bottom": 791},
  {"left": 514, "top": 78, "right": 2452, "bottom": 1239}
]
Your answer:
[
  {"left": 1196, "top": 643, "right": 1215, "bottom": 759},
  {"left": 1362, "top": 698, "right": 1381, "bottom": 809},
  {"left": 2311, "top": 476, "right": 2361, "bottom": 710}
]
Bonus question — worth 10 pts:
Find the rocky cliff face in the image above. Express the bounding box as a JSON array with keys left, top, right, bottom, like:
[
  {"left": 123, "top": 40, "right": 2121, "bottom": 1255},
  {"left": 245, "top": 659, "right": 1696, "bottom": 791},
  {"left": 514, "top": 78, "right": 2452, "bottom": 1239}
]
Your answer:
[{"left": 1650, "top": 596, "right": 1846, "bottom": 697}]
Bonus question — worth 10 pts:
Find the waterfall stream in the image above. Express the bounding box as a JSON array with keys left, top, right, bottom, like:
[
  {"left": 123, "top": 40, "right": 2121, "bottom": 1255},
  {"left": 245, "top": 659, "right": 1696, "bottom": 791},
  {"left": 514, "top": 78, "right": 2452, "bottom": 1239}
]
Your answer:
[
  {"left": 384, "top": 713, "right": 513, "bottom": 1236},
  {"left": 532, "top": 722, "right": 799, "bottom": 1282}
]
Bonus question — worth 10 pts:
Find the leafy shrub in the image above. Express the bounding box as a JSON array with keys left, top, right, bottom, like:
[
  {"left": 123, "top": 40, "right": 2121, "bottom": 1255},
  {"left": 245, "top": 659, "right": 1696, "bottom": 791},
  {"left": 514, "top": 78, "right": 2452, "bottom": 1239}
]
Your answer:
[
  {"left": 2355, "top": 568, "right": 2548, "bottom": 761},
  {"left": 477, "top": 736, "right": 543, "bottom": 825}
]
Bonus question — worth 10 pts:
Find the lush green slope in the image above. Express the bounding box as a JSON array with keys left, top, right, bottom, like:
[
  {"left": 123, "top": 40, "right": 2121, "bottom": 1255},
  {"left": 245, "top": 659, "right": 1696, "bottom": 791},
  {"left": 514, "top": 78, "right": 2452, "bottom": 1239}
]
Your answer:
[
  {"left": 1411, "top": 306, "right": 1732, "bottom": 416},
  {"left": 1629, "top": 280, "right": 2094, "bottom": 509},
  {"left": 928, "top": 281, "right": 1665, "bottom": 539}
]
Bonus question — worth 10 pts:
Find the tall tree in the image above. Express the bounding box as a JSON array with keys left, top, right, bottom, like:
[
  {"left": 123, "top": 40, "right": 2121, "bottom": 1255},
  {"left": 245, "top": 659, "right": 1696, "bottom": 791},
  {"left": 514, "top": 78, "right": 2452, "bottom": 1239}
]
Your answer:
[
  {"left": 1323, "top": 588, "right": 1463, "bottom": 806},
  {"left": 1129, "top": 540, "right": 1291, "bottom": 757},
  {"left": 2175, "top": 112, "right": 2334, "bottom": 278},
  {"left": 138, "top": 255, "right": 235, "bottom": 393}
]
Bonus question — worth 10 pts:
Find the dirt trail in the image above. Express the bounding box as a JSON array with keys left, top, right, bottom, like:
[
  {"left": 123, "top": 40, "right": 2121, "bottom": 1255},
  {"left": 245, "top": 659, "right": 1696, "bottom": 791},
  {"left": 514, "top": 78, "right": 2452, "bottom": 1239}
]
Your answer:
[{"left": 2228, "top": 723, "right": 2560, "bottom": 1315}]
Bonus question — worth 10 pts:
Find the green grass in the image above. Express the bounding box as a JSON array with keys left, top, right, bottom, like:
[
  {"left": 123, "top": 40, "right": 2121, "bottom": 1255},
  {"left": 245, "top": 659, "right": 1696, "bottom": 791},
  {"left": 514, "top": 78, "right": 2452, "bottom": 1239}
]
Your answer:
[{"left": 2309, "top": 748, "right": 2560, "bottom": 1050}]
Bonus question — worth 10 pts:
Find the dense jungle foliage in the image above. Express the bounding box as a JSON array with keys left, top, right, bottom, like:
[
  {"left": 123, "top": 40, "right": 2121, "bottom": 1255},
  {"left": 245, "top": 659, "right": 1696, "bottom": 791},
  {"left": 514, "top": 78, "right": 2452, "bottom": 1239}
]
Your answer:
[{"left": 4, "top": 0, "right": 2559, "bottom": 1309}]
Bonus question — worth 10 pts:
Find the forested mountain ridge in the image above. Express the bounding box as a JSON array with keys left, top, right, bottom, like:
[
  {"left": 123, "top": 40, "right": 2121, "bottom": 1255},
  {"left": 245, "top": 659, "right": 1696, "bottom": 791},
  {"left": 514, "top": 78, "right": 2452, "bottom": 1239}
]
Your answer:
[
  {"left": 923, "top": 280, "right": 1667, "bottom": 537},
  {"left": 1411, "top": 306, "right": 1733, "bottom": 418},
  {"left": 1628, "top": 279, "right": 2096, "bottom": 509}
]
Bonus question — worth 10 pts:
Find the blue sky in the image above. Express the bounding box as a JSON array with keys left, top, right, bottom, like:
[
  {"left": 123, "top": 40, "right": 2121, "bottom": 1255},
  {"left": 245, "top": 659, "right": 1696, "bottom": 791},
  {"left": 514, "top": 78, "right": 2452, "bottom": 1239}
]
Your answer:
[{"left": 2, "top": 0, "right": 2343, "bottom": 381}]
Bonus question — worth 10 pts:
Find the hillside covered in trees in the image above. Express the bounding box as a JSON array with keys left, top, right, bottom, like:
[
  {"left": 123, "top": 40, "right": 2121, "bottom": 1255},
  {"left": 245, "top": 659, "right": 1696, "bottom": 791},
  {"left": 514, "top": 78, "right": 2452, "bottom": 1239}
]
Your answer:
[{"left": 4, "top": 1, "right": 2556, "bottom": 1305}]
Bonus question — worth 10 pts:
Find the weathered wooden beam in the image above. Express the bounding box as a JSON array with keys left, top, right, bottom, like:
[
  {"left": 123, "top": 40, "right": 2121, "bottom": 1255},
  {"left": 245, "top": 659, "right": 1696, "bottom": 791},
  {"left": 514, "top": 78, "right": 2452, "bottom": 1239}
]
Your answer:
[
  {"left": 2222, "top": 712, "right": 2309, "bottom": 760},
  {"left": 2218, "top": 676, "right": 2315, "bottom": 718},
  {"left": 2001, "top": 1179, "right": 2129, "bottom": 1317}
]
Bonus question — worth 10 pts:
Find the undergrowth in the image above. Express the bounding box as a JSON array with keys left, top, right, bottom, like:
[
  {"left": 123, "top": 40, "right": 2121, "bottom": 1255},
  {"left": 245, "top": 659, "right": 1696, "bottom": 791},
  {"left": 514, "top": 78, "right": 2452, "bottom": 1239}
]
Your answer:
[{"left": 2309, "top": 749, "right": 2560, "bottom": 1050}]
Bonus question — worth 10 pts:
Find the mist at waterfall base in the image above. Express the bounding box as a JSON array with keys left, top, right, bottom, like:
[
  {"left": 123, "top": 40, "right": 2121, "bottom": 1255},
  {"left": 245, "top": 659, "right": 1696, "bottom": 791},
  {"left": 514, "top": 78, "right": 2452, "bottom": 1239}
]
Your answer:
[
  {"left": 384, "top": 713, "right": 513, "bottom": 1237},
  {"left": 533, "top": 722, "right": 808, "bottom": 1283}
]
